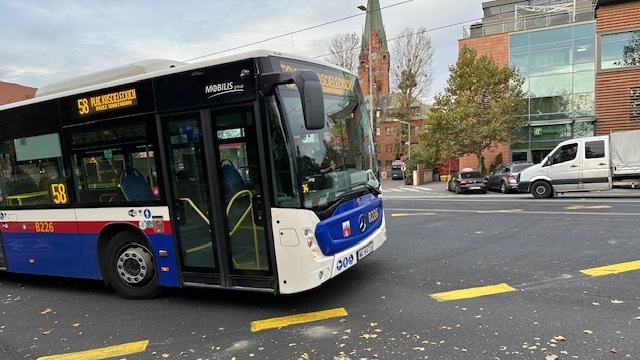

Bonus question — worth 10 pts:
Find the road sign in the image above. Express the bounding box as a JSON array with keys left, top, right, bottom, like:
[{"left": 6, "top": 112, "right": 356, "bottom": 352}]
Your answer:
[{"left": 401, "top": 165, "right": 406, "bottom": 172}]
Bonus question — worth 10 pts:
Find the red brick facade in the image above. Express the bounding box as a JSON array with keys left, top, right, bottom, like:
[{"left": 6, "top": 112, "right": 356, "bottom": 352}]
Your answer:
[
  {"left": 358, "top": 30, "right": 391, "bottom": 97},
  {"left": 0, "top": 81, "right": 36, "bottom": 105},
  {"left": 457, "top": 34, "right": 510, "bottom": 172},
  {"left": 594, "top": 1, "right": 640, "bottom": 135},
  {"left": 375, "top": 118, "right": 422, "bottom": 171}
]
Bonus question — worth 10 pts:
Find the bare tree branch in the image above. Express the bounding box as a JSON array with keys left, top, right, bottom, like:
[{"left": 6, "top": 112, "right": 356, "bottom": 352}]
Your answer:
[
  {"left": 390, "top": 26, "right": 435, "bottom": 100},
  {"left": 325, "top": 32, "right": 360, "bottom": 73}
]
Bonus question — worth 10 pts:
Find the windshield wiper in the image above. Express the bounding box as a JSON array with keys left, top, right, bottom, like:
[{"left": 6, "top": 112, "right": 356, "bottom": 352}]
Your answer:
[{"left": 316, "top": 182, "right": 380, "bottom": 219}]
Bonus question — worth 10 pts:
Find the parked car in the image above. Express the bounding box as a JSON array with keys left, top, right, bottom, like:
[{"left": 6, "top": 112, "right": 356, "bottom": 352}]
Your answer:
[
  {"left": 487, "top": 162, "right": 534, "bottom": 193},
  {"left": 390, "top": 160, "right": 404, "bottom": 180},
  {"left": 447, "top": 170, "right": 488, "bottom": 194}
]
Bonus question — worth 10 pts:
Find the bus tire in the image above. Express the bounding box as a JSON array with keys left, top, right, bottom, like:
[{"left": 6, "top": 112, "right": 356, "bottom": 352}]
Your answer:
[
  {"left": 531, "top": 181, "right": 553, "bottom": 199},
  {"left": 104, "top": 231, "right": 162, "bottom": 299}
]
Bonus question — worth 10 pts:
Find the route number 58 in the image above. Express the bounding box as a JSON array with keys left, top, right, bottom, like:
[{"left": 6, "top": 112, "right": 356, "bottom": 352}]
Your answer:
[{"left": 50, "top": 183, "right": 69, "bottom": 204}]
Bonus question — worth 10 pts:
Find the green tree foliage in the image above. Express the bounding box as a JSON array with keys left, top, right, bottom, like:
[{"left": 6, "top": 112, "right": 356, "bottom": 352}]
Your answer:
[
  {"left": 405, "top": 144, "right": 437, "bottom": 173},
  {"left": 423, "top": 46, "right": 527, "bottom": 173}
]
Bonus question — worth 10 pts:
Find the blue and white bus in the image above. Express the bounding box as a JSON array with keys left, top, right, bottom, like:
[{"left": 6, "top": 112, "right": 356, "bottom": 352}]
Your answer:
[{"left": 0, "top": 50, "right": 386, "bottom": 298}]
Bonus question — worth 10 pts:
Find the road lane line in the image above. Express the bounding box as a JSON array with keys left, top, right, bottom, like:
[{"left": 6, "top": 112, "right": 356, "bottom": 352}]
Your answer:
[
  {"left": 391, "top": 212, "right": 435, "bottom": 217},
  {"left": 251, "top": 307, "right": 348, "bottom": 332},
  {"left": 565, "top": 205, "right": 612, "bottom": 210},
  {"left": 430, "top": 283, "right": 516, "bottom": 302},
  {"left": 580, "top": 260, "right": 640, "bottom": 277},
  {"left": 37, "top": 340, "right": 148, "bottom": 360}
]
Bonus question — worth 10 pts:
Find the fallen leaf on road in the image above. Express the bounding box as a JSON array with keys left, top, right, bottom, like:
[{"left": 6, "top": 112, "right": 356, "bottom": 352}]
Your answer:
[
  {"left": 545, "top": 355, "right": 558, "bottom": 360},
  {"left": 611, "top": 348, "right": 618, "bottom": 354},
  {"left": 41, "top": 308, "right": 52, "bottom": 314},
  {"left": 584, "top": 330, "right": 593, "bottom": 334}
]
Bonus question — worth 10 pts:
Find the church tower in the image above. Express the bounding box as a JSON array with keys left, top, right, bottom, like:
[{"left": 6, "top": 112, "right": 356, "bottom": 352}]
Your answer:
[{"left": 358, "top": 0, "right": 390, "bottom": 122}]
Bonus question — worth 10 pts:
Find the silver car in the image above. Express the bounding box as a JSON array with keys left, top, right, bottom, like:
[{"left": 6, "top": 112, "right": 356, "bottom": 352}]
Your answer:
[{"left": 487, "top": 162, "right": 533, "bottom": 193}]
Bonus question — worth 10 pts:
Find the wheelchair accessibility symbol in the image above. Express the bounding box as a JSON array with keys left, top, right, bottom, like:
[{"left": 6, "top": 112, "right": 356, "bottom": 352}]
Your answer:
[{"left": 336, "top": 254, "right": 354, "bottom": 271}]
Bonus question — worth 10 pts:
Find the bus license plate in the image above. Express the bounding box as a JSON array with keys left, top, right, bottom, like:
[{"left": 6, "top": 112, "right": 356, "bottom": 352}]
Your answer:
[{"left": 357, "top": 242, "right": 373, "bottom": 260}]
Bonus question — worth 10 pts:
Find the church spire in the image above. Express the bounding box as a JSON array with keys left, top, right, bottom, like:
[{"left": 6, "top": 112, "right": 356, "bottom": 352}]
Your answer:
[{"left": 361, "top": 0, "right": 388, "bottom": 53}]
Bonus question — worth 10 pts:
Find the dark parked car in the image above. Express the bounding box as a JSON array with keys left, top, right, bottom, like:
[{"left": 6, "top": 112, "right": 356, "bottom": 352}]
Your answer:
[
  {"left": 487, "top": 162, "right": 533, "bottom": 193},
  {"left": 390, "top": 160, "right": 404, "bottom": 180},
  {"left": 447, "top": 170, "right": 487, "bottom": 194}
]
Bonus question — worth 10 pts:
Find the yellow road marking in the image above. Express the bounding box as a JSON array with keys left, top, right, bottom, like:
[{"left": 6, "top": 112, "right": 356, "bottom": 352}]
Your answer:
[
  {"left": 37, "top": 340, "right": 148, "bottom": 360},
  {"left": 581, "top": 260, "right": 640, "bottom": 277},
  {"left": 391, "top": 212, "right": 435, "bottom": 217},
  {"left": 251, "top": 307, "right": 348, "bottom": 332},
  {"left": 565, "top": 205, "right": 611, "bottom": 210},
  {"left": 476, "top": 209, "right": 523, "bottom": 213},
  {"left": 430, "top": 283, "right": 516, "bottom": 302}
]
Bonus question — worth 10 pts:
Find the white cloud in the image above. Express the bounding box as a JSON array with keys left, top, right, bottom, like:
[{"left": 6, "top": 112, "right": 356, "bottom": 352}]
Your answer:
[{"left": 0, "top": 0, "right": 484, "bottom": 94}]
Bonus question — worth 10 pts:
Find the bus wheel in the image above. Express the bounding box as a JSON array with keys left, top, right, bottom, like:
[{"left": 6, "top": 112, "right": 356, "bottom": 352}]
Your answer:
[
  {"left": 105, "top": 231, "right": 162, "bottom": 299},
  {"left": 531, "top": 181, "right": 553, "bottom": 199}
]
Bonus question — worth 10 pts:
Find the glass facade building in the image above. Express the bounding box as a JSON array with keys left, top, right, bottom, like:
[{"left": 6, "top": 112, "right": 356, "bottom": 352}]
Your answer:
[{"left": 509, "top": 22, "right": 596, "bottom": 163}]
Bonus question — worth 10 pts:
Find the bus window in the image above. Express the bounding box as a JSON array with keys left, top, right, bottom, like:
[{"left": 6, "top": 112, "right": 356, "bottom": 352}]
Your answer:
[
  {"left": 70, "top": 124, "right": 159, "bottom": 204},
  {"left": 0, "top": 133, "right": 67, "bottom": 207}
]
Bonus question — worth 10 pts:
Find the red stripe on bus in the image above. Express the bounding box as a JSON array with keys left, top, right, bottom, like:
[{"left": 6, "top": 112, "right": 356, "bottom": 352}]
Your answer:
[{"left": 0, "top": 220, "right": 172, "bottom": 235}]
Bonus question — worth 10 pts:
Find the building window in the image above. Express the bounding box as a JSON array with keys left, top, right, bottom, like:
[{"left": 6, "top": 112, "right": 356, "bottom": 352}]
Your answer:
[
  {"left": 385, "top": 144, "right": 393, "bottom": 153},
  {"left": 385, "top": 127, "right": 391, "bottom": 136},
  {"left": 632, "top": 87, "right": 640, "bottom": 122},
  {"left": 376, "top": 127, "right": 380, "bottom": 136},
  {"left": 600, "top": 30, "right": 640, "bottom": 70},
  {"left": 511, "top": 22, "right": 596, "bottom": 133}
]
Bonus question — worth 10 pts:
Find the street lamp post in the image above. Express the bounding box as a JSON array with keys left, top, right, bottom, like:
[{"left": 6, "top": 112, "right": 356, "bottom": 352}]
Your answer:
[
  {"left": 394, "top": 119, "right": 411, "bottom": 160},
  {"left": 358, "top": 5, "right": 374, "bottom": 133}
]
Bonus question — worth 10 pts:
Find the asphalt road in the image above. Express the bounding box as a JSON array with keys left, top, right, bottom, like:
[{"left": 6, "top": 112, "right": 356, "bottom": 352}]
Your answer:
[{"left": 1, "top": 186, "right": 640, "bottom": 359}]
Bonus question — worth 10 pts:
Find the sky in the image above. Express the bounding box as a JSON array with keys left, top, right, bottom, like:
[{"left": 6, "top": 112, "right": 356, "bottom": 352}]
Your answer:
[{"left": 0, "top": 0, "right": 484, "bottom": 101}]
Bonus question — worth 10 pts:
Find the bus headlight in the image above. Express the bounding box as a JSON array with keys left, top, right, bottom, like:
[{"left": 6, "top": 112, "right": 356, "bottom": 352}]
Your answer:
[{"left": 304, "top": 229, "right": 316, "bottom": 247}]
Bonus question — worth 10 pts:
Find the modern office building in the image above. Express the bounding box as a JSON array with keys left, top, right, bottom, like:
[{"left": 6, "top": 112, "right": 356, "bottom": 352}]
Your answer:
[{"left": 457, "top": 0, "right": 640, "bottom": 170}]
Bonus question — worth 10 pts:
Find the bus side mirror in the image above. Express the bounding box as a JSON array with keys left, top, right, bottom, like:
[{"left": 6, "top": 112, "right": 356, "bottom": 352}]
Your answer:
[{"left": 261, "top": 70, "right": 325, "bottom": 130}]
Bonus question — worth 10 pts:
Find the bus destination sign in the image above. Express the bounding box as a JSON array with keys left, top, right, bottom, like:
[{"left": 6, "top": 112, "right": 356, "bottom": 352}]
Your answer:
[
  {"left": 278, "top": 61, "right": 354, "bottom": 96},
  {"left": 76, "top": 88, "right": 138, "bottom": 116}
]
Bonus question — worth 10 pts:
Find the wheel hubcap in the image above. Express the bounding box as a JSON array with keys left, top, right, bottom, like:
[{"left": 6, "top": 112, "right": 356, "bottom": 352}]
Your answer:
[{"left": 116, "top": 245, "right": 153, "bottom": 284}]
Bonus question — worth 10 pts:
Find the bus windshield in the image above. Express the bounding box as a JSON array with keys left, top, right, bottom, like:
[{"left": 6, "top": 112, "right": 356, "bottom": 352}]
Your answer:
[{"left": 277, "top": 69, "right": 379, "bottom": 213}]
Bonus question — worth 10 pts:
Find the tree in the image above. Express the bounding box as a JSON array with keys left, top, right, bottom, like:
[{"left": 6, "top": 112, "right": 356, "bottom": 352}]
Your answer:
[
  {"left": 424, "top": 46, "right": 527, "bottom": 173},
  {"left": 325, "top": 32, "right": 360, "bottom": 73},
  {"left": 390, "top": 26, "right": 434, "bottom": 102},
  {"left": 387, "top": 27, "right": 434, "bottom": 166}
]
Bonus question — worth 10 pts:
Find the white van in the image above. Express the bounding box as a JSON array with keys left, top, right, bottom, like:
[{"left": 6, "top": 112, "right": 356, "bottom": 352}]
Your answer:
[{"left": 517, "top": 129, "right": 640, "bottom": 198}]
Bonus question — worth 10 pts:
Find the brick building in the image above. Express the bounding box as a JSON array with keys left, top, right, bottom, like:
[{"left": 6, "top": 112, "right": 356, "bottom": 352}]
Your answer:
[
  {"left": 455, "top": 0, "right": 640, "bottom": 173},
  {"left": 0, "top": 81, "right": 36, "bottom": 105},
  {"left": 357, "top": 0, "right": 425, "bottom": 171},
  {"left": 594, "top": 0, "right": 640, "bottom": 133}
]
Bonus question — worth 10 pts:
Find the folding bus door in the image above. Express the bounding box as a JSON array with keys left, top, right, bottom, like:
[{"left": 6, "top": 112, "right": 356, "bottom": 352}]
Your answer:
[{"left": 162, "top": 105, "right": 272, "bottom": 289}]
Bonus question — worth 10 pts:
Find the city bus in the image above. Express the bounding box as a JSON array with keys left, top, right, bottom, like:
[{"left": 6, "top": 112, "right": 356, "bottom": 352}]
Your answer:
[{"left": 0, "top": 50, "right": 386, "bottom": 299}]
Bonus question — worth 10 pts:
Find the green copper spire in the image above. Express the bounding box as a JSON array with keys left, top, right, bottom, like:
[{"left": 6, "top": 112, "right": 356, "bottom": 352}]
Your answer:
[{"left": 361, "top": 0, "right": 388, "bottom": 53}]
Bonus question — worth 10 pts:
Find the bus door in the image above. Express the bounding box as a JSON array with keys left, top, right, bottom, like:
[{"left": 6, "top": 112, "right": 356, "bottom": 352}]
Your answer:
[{"left": 162, "top": 105, "right": 272, "bottom": 289}]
